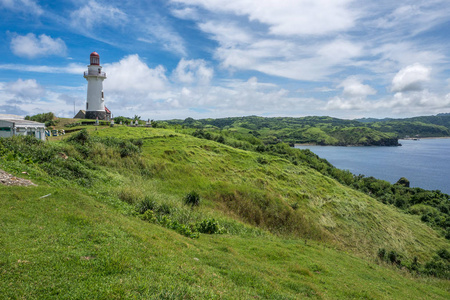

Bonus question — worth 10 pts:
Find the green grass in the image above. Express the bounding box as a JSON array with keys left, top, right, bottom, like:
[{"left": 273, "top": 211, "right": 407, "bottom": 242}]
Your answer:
[
  {"left": 1, "top": 125, "right": 449, "bottom": 298},
  {"left": 1, "top": 186, "right": 449, "bottom": 299}
]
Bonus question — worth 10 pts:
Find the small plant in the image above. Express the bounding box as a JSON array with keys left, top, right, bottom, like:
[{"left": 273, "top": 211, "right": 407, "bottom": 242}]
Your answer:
[
  {"left": 157, "top": 203, "right": 172, "bottom": 215},
  {"left": 184, "top": 191, "right": 200, "bottom": 207},
  {"left": 136, "top": 197, "right": 157, "bottom": 214},
  {"left": 256, "top": 157, "right": 268, "bottom": 164},
  {"left": 67, "top": 129, "right": 90, "bottom": 145},
  {"left": 377, "top": 248, "right": 386, "bottom": 260},
  {"left": 387, "top": 250, "right": 401, "bottom": 265},
  {"left": 156, "top": 215, "right": 199, "bottom": 238},
  {"left": 141, "top": 210, "right": 157, "bottom": 223},
  {"left": 118, "top": 187, "right": 141, "bottom": 205},
  {"left": 290, "top": 202, "right": 299, "bottom": 210},
  {"left": 196, "top": 218, "right": 225, "bottom": 234}
]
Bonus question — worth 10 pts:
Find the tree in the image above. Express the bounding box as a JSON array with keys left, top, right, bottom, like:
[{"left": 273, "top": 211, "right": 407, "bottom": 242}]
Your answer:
[{"left": 396, "top": 177, "right": 410, "bottom": 188}]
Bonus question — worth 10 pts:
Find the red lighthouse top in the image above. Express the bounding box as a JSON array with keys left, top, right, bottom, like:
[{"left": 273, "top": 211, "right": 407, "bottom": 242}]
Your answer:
[{"left": 90, "top": 52, "right": 100, "bottom": 65}]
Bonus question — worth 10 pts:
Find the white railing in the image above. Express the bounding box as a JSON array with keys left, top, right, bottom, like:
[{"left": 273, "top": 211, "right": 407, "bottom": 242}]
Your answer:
[{"left": 84, "top": 71, "right": 106, "bottom": 77}]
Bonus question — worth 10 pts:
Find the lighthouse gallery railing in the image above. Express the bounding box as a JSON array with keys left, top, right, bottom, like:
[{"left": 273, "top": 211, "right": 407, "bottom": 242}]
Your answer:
[{"left": 84, "top": 71, "right": 106, "bottom": 77}]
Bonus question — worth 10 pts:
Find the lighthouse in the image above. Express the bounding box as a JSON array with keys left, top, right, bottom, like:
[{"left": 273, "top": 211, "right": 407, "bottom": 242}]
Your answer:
[{"left": 84, "top": 52, "right": 110, "bottom": 120}]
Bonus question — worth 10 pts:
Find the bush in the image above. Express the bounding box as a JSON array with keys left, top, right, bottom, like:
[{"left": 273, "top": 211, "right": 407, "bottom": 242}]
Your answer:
[
  {"left": 136, "top": 197, "right": 158, "bottom": 214},
  {"left": 119, "top": 142, "right": 140, "bottom": 158},
  {"left": 118, "top": 187, "right": 141, "bottom": 205},
  {"left": 377, "top": 248, "right": 386, "bottom": 260},
  {"left": 67, "top": 129, "right": 90, "bottom": 145},
  {"left": 141, "top": 210, "right": 157, "bottom": 223},
  {"left": 196, "top": 218, "right": 225, "bottom": 234},
  {"left": 157, "top": 202, "right": 172, "bottom": 215},
  {"left": 256, "top": 157, "right": 268, "bottom": 164},
  {"left": 184, "top": 191, "right": 200, "bottom": 206},
  {"left": 387, "top": 250, "right": 401, "bottom": 265},
  {"left": 25, "top": 112, "right": 55, "bottom": 123}
]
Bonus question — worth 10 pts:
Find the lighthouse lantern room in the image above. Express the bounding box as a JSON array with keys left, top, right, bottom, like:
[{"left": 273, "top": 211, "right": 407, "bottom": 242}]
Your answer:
[{"left": 84, "top": 52, "right": 109, "bottom": 120}]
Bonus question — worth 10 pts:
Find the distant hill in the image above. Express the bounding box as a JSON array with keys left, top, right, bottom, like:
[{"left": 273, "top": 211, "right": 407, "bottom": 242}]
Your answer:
[
  {"left": 168, "top": 116, "right": 400, "bottom": 146},
  {"left": 356, "top": 114, "right": 450, "bottom": 138}
]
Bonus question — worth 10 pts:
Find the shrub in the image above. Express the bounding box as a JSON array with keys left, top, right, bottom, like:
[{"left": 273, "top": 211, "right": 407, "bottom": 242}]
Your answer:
[
  {"left": 141, "top": 210, "right": 157, "bottom": 223},
  {"left": 119, "top": 142, "right": 140, "bottom": 158},
  {"left": 437, "top": 248, "right": 450, "bottom": 261},
  {"left": 118, "top": 187, "right": 141, "bottom": 205},
  {"left": 196, "top": 218, "right": 225, "bottom": 234},
  {"left": 184, "top": 191, "right": 200, "bottom": 206},
  {"left": 377, "top": 248, "right": 386, "bottom": 260},
  {"left": 157, "top": 202, "right": 173, "bottom": 215},
  {"left": 256, "top": 157, "right": 268, "bottom": 164},
  {"left": 67, "top": 129, "right": 90, "bottom": 145},
  {"left": 136, "top": 197, "right": 158, "bottom": 214},
  {"left": 387, "top": 250, "right": 401, "bottom": 265}
]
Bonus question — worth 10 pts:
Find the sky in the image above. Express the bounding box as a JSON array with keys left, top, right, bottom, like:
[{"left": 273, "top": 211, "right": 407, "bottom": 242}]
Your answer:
[{"left": 0, "top": 0, "right": 450, "bottom": 120}]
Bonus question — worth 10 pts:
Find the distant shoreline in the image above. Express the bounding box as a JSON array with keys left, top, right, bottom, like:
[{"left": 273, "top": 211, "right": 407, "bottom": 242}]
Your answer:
[
  {"left": 295, "top": 136, "right": 450, "bottom": 147},
  {"left": 400, "top": 136, "right": 450, "bottom": 140}
]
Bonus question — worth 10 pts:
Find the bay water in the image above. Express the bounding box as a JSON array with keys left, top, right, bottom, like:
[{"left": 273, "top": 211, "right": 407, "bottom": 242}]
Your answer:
[{"left": 295, "top": 138, "right": 450, "bottom": 195}]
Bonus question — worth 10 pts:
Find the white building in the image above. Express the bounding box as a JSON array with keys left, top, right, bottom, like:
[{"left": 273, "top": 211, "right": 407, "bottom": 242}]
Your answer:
[
  {"left": 0, "top": 118, "right": 46, "bottom": 141},
  {"left": 84, "top": 52, "right": 110, "bottom": 120}
]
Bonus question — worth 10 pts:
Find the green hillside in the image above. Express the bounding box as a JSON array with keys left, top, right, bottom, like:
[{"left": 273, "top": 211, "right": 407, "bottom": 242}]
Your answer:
[
  {"left": 167, "top": 116, "right": 400, "bottom": 146},
  {"left": 358, "top": 115, "right": 450, "bottom": 138},
  {"left": 1, "top": 124, "right": 449, "bottom": 298},
  {"left": 166, "top": 114, "right": 450, "bottom": 146}
]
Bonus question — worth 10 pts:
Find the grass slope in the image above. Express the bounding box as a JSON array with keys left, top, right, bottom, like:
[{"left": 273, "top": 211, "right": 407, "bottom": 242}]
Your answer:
[
  {"left": 1, "top": 186, "right": 449, "bottom": 299},
  {"left": 1, "top": 125, "right": 449, "bottom": 298}
]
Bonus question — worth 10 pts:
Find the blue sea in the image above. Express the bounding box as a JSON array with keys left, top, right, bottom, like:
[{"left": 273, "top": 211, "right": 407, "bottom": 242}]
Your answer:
[{"left": 295, "top": 138, "right": 450, "bottom": 195}]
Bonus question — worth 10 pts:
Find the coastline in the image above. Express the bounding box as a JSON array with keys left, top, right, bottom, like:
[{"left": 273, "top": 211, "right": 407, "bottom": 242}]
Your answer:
[
  {"left": 295, "top": 136, "right": 450, "bottom": 147},
  {"left": 400, "top": 136, "right": 450, "bottom": 140}
]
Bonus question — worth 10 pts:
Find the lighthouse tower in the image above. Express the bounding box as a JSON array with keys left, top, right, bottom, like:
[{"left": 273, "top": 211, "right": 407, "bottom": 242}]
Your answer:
[{"left": 84, "top": 52, "right": 107, "bottom": 120}]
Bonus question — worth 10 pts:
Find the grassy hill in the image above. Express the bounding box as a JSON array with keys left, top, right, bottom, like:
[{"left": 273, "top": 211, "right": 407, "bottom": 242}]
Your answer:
[
  {"left": 1, "top": 123, "right": 449, "bottom": 298},
  {"left": 166, "top": 116, "right": 400, "bottom": 146},
  {"left": 359, "top": 115, "right": 450, "bottom": 138},
  {"left": 166, "top": 114, "right": 450, "bottom": 146}
]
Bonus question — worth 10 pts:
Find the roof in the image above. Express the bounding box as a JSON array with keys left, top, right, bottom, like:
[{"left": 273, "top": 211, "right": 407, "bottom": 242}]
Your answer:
[
  {"left": 0, "top": 118, "right": 45, "bottom": 127},
  {"left": 0, "top": 114, "right": 23, "bottom": 119},
  {"left": 90, "top": 51, "right": 99, "bottom": 57},
  {"left": 74, "top": 110, "right": 86, "bottom": 119},
  {"left": 105, "top": 106, "right": 111, "bottom": 114}
]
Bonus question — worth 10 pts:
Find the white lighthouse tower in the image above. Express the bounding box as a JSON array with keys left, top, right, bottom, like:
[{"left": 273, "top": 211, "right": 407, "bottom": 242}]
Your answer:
[{"left": 84, "top": 52, "right": 108, "bottom": 120}]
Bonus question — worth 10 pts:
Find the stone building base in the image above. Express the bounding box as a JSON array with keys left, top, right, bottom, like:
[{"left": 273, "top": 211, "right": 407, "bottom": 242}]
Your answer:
[{"left": 86, "top": 111, "right": 106, "bottom": 120}]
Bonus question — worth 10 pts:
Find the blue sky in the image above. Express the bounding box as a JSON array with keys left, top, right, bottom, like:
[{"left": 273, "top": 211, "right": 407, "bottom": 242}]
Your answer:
[{"left": 0, "top": 0, "right": 450, "bottom": 120}]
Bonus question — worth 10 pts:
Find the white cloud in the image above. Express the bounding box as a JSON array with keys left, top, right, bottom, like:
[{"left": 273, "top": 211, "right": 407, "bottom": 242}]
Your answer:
[
  {"left": 0, "top": 0, "right": 43, "bottom": 15},
  {"left": 0, "top": 63, "right": 86, "bottom": 74},
  {"left": 372, "top": 2, "right": 450, "bottom": 37},
  {"left": 170, "top": 7, "right": 198, "bottom": 19},
  {"left": 317, "top": 39, "right": 363, "bottom": 64},
  {"left": 199, "top": 21, "right": 253, "bottom": 47},
  {"left": 103, "top": 54, "right": 168, "bottom": 101},
  {"left": 172, "top": 0, "right": 356, "bottom": 36},
  {"left": 212, "top": 36, "right": 362, "bottom": 81},
  {"left": 139, "top": 23, "right": 187, "bottom": 56},
  {"left": 10, "top": 33, "right": 67, "bottom": 58},
  {"left": 325, "top": 89, "right": 450, "bottom": 118},
  {"left": 70, "top": 0, "right": 127, "bottom": 30},
  {"left": 172, "top": 58, "right": 213, "bottom": 85},
  {"left": 339, "top": 77, "right": 376, "bottom": 98},
  {"left": 325, "top": 96, "right": 369, "bottom": 111},
  {"left": 391, "top": 63, "right": 431, "bottom": 93},
  {"left": 4, "top": 79, "right": 45, "bottom": 100},
  {"left": 314, "top": 87, "right": 336, "bottom": 92},
  {"left": 369, "top": 42, "right": 444, "bottom": 75}
]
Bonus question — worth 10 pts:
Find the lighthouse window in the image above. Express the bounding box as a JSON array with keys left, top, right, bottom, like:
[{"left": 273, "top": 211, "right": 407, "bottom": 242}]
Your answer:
[{"left": 102, "top": 91, "right": 104, "bottom": 98}]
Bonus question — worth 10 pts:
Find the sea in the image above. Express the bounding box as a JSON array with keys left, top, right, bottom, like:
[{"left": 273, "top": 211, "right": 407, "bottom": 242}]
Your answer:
[{"left": 295, "top": 138, "right": 450, "bottom": 195}]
